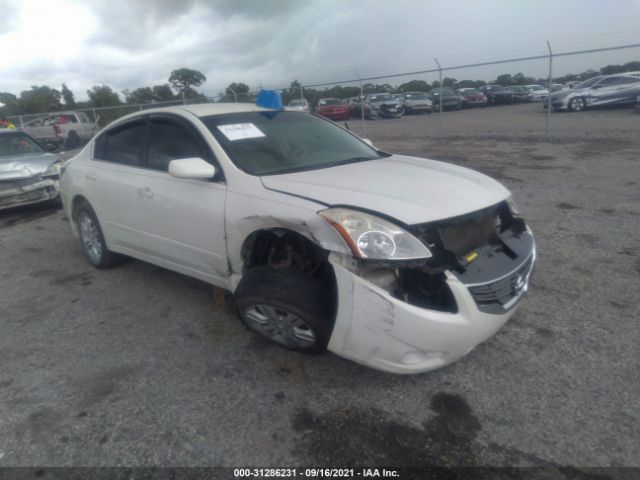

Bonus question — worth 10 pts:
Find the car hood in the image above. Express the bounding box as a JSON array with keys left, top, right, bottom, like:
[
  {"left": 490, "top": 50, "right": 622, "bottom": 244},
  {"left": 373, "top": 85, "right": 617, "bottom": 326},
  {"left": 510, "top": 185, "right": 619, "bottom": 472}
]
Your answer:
[
  {"left": 0, "top": 152, "right": 60, "bottom": 180},
  {"left": 261, "top": 154, "right": 511, "bottom": 225}
]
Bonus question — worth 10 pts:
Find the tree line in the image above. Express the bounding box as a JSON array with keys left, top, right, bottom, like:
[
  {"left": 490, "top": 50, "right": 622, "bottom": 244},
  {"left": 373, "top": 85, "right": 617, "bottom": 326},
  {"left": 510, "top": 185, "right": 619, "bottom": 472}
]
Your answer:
[{"left": 1, "top": 60, "right": 638, "bottom": 117}]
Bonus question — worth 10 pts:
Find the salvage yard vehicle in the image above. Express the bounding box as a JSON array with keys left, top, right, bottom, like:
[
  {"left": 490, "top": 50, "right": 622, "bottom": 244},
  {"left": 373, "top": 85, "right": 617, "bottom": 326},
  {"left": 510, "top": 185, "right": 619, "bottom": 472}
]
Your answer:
[
  {"left": 20, "top": 111, "right": 99, "bottom": 150},
  {"left": 60, "top": 104, "right": 535, "bottom": 374},
  {"left": 429, "top": 88, "right": 463, "bottom": 110},
  {"left": 287, "top": 99, "right": 310, "bottom": 112},
  {"left": 0, "top": 130, "right": 62, "bottom": 210},
  {"left": 504, "top": 86, "right": 531, "bottom": 102},
  {"left": 402, "top": 91, "right": 433, "bottom": 114},
  {"left": 523, "top": 85, "right": 549, "bottom": 102},
  {"left": 480, "top": 85, "right": 514, "bottom": 105},
  {"left": 363, "top": 93, "right": 405, "bottom": 118},
  {"left": 456, "top": 88, "right": 487, "bottom": 108},
  {"left": 548, "top": 73, "right": 640, "bottom": 112},
  {"left": 315, "top": 98, "right": 351, "bottom": 121}
]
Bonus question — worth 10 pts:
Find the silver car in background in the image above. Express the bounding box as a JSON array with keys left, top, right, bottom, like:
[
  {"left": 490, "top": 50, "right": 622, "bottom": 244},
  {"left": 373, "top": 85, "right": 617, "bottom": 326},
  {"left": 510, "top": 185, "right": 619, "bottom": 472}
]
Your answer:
[
  {"left": 0, "top": 130, "right": 62, "bottom": 210},
  {"left": 549, "top": 73, "right": 640, "bottom": 111}
]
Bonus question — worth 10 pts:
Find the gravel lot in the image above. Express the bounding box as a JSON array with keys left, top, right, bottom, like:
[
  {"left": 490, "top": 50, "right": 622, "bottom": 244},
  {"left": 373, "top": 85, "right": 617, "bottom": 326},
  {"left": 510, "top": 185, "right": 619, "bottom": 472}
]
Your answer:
[{"left": 1, "top": 105, "right": 639, "bottom": 471}]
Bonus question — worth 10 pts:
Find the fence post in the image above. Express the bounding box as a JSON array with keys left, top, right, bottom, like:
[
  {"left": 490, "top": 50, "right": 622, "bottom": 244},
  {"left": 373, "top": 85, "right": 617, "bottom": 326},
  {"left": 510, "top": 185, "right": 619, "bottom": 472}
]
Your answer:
[
  {"left": 435, "top": 58, "right": 443, "bottom": 134},
  {"left": 354, "top": 70, "right": 365, "bottom": 138},
  {"left": 300, "top": 86, "right": 304, "bottom": 100},
  {"left": 19, "top": 115, "right": 24, "bottom": 130},
  {"left": 546, "top": 41, "right": 553, "bottom": 139}
]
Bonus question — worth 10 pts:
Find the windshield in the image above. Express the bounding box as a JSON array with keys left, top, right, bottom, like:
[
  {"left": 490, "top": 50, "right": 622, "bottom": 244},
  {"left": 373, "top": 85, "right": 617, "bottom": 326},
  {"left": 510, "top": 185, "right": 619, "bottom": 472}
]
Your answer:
[
  {"left": 0, "top": 133, "right": 45, "bottom": 158},
  {"left": 368, "top": 94, "right": 394, "bottom": 102},
  {"left": 405, "top": 92, "right": 427, "bottom": 100},
  {"left": 202, "top": 111, "right": 384, "bottom": 176},
  {"left": 433, "top": 88, "right": 455, "bottom": 96},
  {"left": 288, "top": 100, "right": 306, "bottom": 107},
  {"left": 460, "top": 89, "right": 479, "bottom": 95},
  {"left": 574, "top": 76, "right": 602, "bottom": 89},
  {"left": 527, "top": 85, "right": 544, "bottom": 91},
  {"left": 318, "top": 98, "right": 342, "bottom": 106}
]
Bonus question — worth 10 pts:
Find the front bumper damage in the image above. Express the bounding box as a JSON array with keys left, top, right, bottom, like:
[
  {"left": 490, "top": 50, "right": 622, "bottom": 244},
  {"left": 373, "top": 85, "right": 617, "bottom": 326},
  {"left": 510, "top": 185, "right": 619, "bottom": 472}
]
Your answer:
[
  {"left": 326, "top": 205, "right": 535, "bottom": 374},
  {"left": 0, "top": 176, "right": 60, "bottom": 210}
]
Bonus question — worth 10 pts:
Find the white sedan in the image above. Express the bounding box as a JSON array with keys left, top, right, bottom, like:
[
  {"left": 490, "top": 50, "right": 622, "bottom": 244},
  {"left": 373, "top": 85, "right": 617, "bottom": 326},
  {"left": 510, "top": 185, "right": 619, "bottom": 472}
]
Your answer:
[{"left": 60, "top": 103, "right": 535, "bottom": 374}]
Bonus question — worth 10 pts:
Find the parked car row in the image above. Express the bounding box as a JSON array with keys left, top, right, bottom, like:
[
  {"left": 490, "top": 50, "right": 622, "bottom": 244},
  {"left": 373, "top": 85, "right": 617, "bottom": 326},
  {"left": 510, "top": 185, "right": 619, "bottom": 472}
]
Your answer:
[{"left": 290, "top": 83, "right": 560, "bottom": 121}]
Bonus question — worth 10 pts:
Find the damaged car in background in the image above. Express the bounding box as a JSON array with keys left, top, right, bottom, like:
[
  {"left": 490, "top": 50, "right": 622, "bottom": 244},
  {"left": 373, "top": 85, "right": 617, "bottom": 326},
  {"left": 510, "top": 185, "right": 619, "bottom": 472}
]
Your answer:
[
  {"left": 0, "top": 130, "right": 62, "bottom": 210},
  {"left": 60, "top": 103, "right": 535, "bottom": 374}
]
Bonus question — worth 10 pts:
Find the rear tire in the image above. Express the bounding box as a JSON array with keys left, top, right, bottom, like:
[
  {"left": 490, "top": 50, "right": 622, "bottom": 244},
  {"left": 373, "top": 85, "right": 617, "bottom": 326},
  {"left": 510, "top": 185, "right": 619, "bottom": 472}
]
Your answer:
[
  {"left": 233, "top": 267, "right": 333, "bottom": 354},
  {"left": 74, "top": 202, "right": 125, "bottom": 269}
]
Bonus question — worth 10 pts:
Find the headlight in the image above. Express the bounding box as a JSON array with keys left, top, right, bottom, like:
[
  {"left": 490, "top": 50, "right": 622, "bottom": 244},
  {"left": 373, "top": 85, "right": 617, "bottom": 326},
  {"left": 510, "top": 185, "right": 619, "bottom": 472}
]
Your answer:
[
  {"left": 43, "top": 161, "right": 62, "bottom": 177},
  {"left": 319, "top": 207, "right": 432, "bottom": 260}
]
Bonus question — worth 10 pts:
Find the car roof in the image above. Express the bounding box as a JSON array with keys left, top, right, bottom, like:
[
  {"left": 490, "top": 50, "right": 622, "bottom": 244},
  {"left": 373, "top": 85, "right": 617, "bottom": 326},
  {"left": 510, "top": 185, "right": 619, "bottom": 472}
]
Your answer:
[{"left": 111, "top": 103, "right": 277, "bottom": 124}]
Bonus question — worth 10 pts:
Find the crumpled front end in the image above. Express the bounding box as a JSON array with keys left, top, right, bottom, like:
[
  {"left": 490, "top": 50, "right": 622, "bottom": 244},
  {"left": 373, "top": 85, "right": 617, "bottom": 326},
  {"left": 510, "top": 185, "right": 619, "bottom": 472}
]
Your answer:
[
  {"left": 0, "top": 175, "right": 60, "bottom": 210},
  {"left": 326, "top": 201, "right": 536, "bottom": 374}
]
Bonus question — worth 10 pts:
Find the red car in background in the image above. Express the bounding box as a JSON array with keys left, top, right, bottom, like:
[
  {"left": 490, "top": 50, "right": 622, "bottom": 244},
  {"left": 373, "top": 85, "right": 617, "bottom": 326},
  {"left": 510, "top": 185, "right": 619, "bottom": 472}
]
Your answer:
[
  {"left": 315, "top": 98, "right": 351, "bottom": 121},
  {"left": 457, "top": 88, "right": 488, "bottom": 108}
]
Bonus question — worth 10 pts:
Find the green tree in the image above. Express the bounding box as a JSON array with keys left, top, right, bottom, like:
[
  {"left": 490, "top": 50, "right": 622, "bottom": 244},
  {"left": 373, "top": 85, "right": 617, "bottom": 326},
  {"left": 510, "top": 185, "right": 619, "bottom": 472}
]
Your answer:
[
  {"left": 123, "top": 87, "right": 155, "bottom": 104},
  {"left": 0, "top": 92, "right": 20, "bottom": 115},
  {"left": 398, "top": 80, "right": 430, "bottom": 92},
  {"left": 87, "top": 85, "right": 121, "bottom": 107},
  {"left": 225, "top": 82, "right": 250, "bottom": 101},
  {"left": 495, "top": 74, "right": 513, "bottom": 85},
  {"left": 19, "top": 86, "right": 62, "bottom": 113},
  {"left": 512, "top": 73, "right": 536, "bottom": 85},
  {"left": 442, "top": 77, "right": 457, "bottom": 88},
  {"left": 600, "top": 64, "right": 622, "bottom": 75},
  {"left": 152, "top": 84, "right": 175, "bottom": 101},
  {"left": 61, "top": 83, "right": 76, "bottom": 108},
  {"left": 169, "top": 68, "right": 207, "bottom": 95}
]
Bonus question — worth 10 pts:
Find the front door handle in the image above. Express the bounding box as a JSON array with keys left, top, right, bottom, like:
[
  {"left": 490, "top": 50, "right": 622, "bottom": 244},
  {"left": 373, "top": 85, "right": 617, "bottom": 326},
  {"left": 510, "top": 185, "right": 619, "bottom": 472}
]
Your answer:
[{"left": 137, "top": 187, "right": 153, "bottom": 198}]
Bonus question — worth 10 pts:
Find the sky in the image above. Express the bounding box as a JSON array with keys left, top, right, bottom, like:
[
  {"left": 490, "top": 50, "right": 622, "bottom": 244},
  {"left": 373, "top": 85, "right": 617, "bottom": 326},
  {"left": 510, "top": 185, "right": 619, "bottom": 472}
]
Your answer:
[{"left": 1, "top": 0, "right": 639, "bottom": 101}]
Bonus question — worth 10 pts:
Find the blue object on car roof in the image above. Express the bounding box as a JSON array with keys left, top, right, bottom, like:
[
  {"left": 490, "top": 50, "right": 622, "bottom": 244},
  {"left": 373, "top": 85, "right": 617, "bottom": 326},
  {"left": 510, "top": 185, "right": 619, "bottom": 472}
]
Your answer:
[{"left": 256, "top": 90, "right": 284, "bottom": 110}]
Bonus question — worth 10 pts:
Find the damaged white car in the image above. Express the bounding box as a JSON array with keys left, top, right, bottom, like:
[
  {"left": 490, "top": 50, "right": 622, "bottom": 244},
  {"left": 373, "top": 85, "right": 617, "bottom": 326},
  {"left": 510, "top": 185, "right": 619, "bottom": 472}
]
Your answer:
[
  {"left": 60, "top": 104, "right": 535, "bottom": 374},
  {"left": 0, "top": 130, "right": 62, "bottom": 210}
]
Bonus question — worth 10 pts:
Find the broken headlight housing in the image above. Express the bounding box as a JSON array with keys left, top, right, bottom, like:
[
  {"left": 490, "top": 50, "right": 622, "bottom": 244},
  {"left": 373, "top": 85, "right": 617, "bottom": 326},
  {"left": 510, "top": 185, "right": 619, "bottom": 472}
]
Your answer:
[
  {"left": 320, "top": 207, "right": 432, "bottom": 260},
  {"left": 43, "top": 161, "right": 62, "bottom": 177}
]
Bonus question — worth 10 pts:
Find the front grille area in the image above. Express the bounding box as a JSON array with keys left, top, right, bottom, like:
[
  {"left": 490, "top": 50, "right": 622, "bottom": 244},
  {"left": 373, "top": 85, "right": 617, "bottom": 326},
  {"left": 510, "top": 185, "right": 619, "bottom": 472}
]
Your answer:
[{"left": 467, "top": 252, "right": 534, "bottom": 314}]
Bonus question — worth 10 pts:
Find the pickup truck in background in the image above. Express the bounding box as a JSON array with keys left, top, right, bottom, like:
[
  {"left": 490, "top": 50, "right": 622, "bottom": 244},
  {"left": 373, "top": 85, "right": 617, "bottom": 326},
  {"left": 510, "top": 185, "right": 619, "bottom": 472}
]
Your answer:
[{"left": 19, "top": 111, "right": 99, "bottom": 150}]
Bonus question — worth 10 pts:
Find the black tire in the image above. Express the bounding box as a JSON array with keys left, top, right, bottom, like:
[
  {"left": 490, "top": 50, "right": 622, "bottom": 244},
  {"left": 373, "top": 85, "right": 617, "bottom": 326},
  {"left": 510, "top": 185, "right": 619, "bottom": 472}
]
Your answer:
[
  {"left": 568, "top": 97, "right": 586, "bottom": 112},
  {"left": 233, "top": 267, "right": 333, "bottom": 354},
  {"left": 74, "top": 202, "right": 125, "bottom": 269},
  {"left": 64, "top": 131, "right": 80, "bottom": 150}
]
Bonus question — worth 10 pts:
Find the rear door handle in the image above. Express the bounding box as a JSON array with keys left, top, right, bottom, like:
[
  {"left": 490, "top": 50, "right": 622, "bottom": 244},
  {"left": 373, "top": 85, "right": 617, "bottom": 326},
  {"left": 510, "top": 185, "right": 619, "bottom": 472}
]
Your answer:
[
  {"left": 137, "top": 187, "right": 153, "bottom": 198},
  {"left": 86, "top": 173, "right": 97, "bottom": 181}
]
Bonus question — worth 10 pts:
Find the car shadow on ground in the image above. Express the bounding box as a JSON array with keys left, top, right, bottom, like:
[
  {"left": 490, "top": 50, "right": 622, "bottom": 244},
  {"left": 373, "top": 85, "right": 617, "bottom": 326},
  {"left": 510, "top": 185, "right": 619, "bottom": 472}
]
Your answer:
[{"left": 0, "top": 201, "right": 62, "bottom": 229}]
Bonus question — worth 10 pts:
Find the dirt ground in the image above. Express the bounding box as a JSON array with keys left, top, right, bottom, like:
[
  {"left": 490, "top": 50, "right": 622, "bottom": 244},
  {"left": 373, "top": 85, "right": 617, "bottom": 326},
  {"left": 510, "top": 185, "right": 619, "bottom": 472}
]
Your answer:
[{"left": 0, "top": 106, "right": 639, "bottom": 472}]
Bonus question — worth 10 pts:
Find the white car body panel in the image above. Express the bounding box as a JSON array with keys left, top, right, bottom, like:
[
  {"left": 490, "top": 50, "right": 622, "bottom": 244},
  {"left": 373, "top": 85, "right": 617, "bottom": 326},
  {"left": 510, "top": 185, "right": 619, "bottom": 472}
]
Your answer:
[{"left": 261, "top": 154, "right": 511, "bottom": 225}]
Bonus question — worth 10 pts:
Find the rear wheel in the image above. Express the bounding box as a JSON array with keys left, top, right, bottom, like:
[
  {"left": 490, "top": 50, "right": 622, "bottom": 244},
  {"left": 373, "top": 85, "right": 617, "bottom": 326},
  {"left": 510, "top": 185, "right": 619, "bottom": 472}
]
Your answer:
[
  {"left": 234, "top": 267, "right": 332, "bottom": 353},
  {"left": 74, "top": 202, "right": 125, "bottom": 269},
  {"left": 568, "top": 97, "right": 586, "bottom": 112}
]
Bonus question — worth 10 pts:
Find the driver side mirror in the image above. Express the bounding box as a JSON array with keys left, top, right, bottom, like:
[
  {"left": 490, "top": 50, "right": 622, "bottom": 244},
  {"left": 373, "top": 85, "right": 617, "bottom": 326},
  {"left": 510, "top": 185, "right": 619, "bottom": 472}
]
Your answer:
[{"left": 168, "top": 157, "right": 216, "bottom": 179}]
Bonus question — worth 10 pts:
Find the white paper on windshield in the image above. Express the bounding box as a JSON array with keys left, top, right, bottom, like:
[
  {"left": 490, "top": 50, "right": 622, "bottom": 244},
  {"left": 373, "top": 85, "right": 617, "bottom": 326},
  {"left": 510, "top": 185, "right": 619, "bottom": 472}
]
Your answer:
[{"left": 217, "top": 123, "right": 265, "bottom": 141}]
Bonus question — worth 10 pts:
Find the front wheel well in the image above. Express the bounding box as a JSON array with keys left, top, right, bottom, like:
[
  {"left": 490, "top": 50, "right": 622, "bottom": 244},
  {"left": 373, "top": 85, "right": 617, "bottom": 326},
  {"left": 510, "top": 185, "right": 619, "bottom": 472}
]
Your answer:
[
  {"left": 70, "top": 195, "right": 90, "bottom": 221},
  {"left": 240, "top": 228, "right": 338, "bottom": 318}
]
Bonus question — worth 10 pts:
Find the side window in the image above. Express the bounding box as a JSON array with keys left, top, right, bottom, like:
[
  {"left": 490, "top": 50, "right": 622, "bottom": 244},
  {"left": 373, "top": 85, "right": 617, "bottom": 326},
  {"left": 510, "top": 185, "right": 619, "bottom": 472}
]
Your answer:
[
  {"left": 78, "top": 112, "right": 90, "bottom": 123},
  {"left": 146, "top": 119, "right": 205, "bottom": 172},
  {"left": 95, "top": 121, "right": 145, "bottom": 166},
  {"left": 596, "top": 77, "right": 626, "bottom": 87}
]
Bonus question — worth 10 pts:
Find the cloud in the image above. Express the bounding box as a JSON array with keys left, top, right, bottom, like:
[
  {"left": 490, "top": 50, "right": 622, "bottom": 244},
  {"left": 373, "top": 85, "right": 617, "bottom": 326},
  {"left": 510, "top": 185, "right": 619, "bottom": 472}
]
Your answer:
[{"left": 1, "top": 0, "right": 640, "bottom": 103}]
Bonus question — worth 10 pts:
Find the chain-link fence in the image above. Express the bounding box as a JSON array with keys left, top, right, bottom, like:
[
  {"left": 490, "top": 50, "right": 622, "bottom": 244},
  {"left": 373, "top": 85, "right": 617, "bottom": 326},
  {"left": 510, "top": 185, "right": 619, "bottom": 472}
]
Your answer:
[{"left": 5, "top": 41, "right": 640, "bottom": 144}]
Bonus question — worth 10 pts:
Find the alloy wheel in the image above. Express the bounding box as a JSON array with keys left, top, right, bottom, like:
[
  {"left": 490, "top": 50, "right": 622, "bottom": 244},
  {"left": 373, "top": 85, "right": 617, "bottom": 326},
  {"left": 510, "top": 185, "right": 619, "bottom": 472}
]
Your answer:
[
  {"left": 78, "top": 212, "right": 103, "bottom": 264},
  {"left": 242, "top": 304, "right": 317, "bottom": 349}
]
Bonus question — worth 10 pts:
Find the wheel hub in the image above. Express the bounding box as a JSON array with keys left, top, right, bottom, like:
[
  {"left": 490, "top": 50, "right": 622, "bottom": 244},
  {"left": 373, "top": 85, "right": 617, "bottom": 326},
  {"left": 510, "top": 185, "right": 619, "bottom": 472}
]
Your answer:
[{"left": 243, "top": 304, "right": 316, "bottom": 349}]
